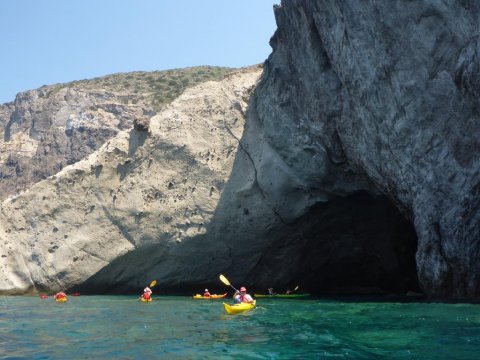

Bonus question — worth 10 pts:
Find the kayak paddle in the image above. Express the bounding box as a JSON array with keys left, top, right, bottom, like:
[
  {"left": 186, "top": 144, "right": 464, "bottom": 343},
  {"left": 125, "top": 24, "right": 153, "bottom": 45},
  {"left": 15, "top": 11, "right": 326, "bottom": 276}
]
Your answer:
[
  {"left": 294, "top": 285, "right": 299, "bottom": 291},
  {"left": 219, "top": 274, "right": 238, "bottom": 292}
]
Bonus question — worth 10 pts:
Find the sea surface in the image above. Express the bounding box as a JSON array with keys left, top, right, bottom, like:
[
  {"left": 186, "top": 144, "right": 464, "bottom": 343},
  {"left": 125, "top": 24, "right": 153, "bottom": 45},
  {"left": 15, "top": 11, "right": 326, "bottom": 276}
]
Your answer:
[{"left": 0, "top": 295, "right": 479, "bottom": 359}]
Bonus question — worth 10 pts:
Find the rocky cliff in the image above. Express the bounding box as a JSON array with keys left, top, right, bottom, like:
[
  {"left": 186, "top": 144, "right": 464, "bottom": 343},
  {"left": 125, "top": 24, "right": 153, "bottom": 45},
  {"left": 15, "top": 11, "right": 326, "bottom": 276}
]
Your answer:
[
  {"left": 243, "top": 0, "right": 480, "bottom": 298},
  {"left": 1, "top": 0, "right": 479, "bottom": 299},
  {"left": 0, "top": 67, "right": 261, "bottom": 294},
  {"left": 0, "top": 58, "right": 419, "bottom": 296},
  {"left": 0, "top": 67, "right": 232, "bottom": 202}
]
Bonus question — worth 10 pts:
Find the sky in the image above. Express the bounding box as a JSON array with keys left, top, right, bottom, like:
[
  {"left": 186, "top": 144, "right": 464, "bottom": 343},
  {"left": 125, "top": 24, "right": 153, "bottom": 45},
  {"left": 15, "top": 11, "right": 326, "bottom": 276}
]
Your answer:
[{"left": 0, "top": 0, "right": 280, "bottom": 104}]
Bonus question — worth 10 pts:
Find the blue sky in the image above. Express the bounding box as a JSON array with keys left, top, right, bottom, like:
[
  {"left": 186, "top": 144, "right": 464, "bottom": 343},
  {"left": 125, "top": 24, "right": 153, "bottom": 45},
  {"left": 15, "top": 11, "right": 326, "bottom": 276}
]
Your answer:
[{"left": 0, "top": 0, "right": 279, "bottom": 104}]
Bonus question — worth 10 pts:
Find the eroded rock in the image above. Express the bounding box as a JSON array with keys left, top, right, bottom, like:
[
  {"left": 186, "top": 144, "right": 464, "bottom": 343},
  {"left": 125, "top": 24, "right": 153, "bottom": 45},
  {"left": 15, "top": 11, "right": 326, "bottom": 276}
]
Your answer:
[
  {"left": 246, "top": 0, "right": 480, "bottom": 298},
  {"left": 0, "top": 67, "right": 262, "bottom": 294}
]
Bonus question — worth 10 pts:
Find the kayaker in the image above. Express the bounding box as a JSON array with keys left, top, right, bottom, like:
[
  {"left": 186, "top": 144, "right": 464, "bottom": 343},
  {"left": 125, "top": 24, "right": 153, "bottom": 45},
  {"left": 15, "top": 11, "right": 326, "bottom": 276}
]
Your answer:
[
  {"left": 203, "top": 289, "right": 211, "bottom": 297},
  {"left": 233, "top": 287, "right": 254, "bottom": 304},
  {"left": 268, "top": 287, "right": 276, "bottom": 295},
  {"left": 53, "top": 292, "right": 67, "bottom": 301},
  {"left": 142, "top": 286, "right": 152, "bottom": 300},
  {"left": 286, "top": 285, "right": 299, "bottom": 294}
]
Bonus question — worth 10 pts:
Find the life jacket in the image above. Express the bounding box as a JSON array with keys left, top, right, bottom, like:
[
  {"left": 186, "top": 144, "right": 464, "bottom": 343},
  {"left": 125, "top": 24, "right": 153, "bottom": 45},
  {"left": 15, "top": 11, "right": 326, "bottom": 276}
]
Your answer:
[
  {"left": 55, "top": 292, "right": 66, "bottom": 299},
  {"left": 203, "top": 292, "right": 210, "bottom": 297},
  {"left": 143, "top": 292, "right": 151, "bottom": 300},
  {"left": 238, "top": 294, "right": 250, "bottom": 303}
]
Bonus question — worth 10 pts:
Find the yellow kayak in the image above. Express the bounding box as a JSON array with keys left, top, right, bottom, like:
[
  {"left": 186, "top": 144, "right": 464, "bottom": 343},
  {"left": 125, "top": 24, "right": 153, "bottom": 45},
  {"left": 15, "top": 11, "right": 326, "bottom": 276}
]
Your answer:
[
  {"left": 55, "top": 297, "right": 68, "bottom": 303},
  {"left": 193, "top": 293, "right": 227, "bottom": 299},
  {"left": 139, "top": 297, "right": 152, "bottom": 302},
  {"left": 223, "top": 300, "right": 256, "bottom": 314}
]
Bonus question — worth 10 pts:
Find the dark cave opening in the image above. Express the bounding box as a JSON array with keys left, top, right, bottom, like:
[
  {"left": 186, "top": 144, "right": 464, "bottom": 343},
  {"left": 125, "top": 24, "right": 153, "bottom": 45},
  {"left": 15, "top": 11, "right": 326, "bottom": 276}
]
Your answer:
[
  {"left": 251, "top": 191, "right": 420, "bottom": 296},
  {"left": 73, "top": 191, "right": 420, "bottom": 297}
]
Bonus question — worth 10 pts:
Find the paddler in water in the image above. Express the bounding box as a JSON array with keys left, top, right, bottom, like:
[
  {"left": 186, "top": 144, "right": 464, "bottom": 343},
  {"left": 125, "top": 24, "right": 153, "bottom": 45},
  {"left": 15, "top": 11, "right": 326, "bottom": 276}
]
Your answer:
[
  {"left": 203, "top": 288, "right": 211, "bottom": 297},
  {"left": 141, "top": 286, "right": 152, "bottom": 301},
  {"left": 233, "top": 286, "right": 254, "bottom": 304},
  {"left": 53, "top": 291, "right": 67, "bottom": 301}
]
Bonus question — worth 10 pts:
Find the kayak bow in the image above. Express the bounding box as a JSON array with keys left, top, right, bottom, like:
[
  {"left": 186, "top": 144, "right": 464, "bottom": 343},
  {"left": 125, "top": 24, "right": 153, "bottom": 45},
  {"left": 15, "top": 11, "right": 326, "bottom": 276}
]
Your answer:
[{"left": 223, "top": 300, "right": 256, "bottom": 315}]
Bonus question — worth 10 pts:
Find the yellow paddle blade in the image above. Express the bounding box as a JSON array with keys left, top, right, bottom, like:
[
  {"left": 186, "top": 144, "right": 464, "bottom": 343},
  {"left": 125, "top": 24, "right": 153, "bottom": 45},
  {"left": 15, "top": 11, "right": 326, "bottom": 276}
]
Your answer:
[
  {"left": 219, "top": 274, "right": 231, "bottom": 286},
  {"left": 150, "top": 280, "right": 157, "bottom": 288}
]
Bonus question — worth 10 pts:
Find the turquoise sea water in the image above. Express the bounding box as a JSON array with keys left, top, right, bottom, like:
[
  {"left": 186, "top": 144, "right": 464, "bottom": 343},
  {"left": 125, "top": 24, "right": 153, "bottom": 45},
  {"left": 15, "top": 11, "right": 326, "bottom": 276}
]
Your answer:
[{"left": 1, "top": 295, "right": 479, "bottom": 359}]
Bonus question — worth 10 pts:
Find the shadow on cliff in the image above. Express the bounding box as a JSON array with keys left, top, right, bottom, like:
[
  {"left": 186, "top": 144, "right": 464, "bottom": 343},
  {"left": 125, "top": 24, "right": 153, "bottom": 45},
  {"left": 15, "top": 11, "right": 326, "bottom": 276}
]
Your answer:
[
  {"left": 245, "top": 191, "right": 421, "bottom": 296},
  {"left": 72, "top": 87, "right": 420, "bottom": 298},
  {"left": 72, "top": 124, "right": 420, "bottom": 298},
  {"left": 72, "top": 133, "right": 235, "bottom": 295}
]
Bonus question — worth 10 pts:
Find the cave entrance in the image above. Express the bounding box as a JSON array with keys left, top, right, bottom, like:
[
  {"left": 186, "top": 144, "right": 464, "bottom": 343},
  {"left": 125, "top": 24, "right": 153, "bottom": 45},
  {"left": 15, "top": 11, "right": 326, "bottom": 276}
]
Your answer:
[{"left": 253, "top": 191, "right": 420, "bottom": 296}]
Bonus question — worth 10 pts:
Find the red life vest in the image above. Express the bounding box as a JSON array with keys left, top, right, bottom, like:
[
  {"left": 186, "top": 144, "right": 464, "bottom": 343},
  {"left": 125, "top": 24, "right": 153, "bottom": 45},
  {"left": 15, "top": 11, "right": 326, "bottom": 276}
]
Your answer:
[
  {"left": 238, "top": 294, "right": 251, "bottom": 303},
  {"left": 143, "top": 292, "right": 151, "bottom": 300},
  {"left": 55, "top": 292, "right": 66, "bottom": 299}
]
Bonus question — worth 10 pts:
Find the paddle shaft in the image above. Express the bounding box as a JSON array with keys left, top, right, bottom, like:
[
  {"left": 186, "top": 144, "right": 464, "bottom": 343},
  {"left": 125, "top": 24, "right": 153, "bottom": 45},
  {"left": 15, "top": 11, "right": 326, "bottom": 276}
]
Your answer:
[{"left": 219, "top": 274, "right": 239, "bottom": 293}]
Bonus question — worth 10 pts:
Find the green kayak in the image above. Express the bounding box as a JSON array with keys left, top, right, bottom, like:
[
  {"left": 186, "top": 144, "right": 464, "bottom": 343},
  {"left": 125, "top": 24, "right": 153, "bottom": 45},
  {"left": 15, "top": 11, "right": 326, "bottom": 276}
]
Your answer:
[{"left": 254, "top": 293, "right": 310, "bottom": 298}]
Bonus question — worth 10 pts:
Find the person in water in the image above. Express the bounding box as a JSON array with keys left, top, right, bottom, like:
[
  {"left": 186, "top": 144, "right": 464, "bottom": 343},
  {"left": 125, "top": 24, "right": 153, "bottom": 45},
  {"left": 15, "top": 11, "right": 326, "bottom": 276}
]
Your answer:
[
  {"left": 203, "top": 289, "right": 211, "bottom": 297},
  {"left": 233, "top": 287, "right": 254, "bottom": 304},
  {"left": 53, "top": 292, "right": 67, "bottom": 301},
  {"left": 142, "top": 286, "right": 152, "bottom": 300}
]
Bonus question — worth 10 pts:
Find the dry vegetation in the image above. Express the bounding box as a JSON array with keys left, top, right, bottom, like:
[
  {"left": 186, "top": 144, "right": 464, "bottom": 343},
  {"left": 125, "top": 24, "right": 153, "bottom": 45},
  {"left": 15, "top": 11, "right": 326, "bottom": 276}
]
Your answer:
[{"left": 44, "top": 66, "right": 235, "bottom": 111}]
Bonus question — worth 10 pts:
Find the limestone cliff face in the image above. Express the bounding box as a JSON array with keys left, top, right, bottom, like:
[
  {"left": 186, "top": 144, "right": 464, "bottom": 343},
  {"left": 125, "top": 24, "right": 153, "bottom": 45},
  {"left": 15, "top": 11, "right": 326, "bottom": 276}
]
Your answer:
[
  {"left": 0, "top": 68, "right": 261, "bottom": 294},
  {"left": 0, "top": 58, "right": 418, "bottom": 296},
  {"left": 244, "top": 0, "right": 480, "bottom": 298},
  {"left": 0, "top": 87, "right": 153, "bottom": 201},
  {"left": 0, "top": 67, "right": 231, "bottom": 202},
  {"left": 1, "top": 1, "right": 478, "bottom": 299}
]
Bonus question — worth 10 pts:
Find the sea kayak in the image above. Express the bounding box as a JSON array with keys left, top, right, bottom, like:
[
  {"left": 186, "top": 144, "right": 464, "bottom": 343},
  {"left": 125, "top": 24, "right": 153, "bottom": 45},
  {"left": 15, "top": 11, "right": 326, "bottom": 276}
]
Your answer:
[
  {"left": 193, "top": 293, "right": 227, "bottom": 299},
  {"left": 253, "top": 293, "right": 310, "bottom": 298},
  {"left": 223, "top": 300, "right": 256, "bottom": 315},
  {"left": 55, "top": 297, "right": 68, "bottom": 303},
  {"left": 139, "top": 297, "right": 152, "bottom": 302}
]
